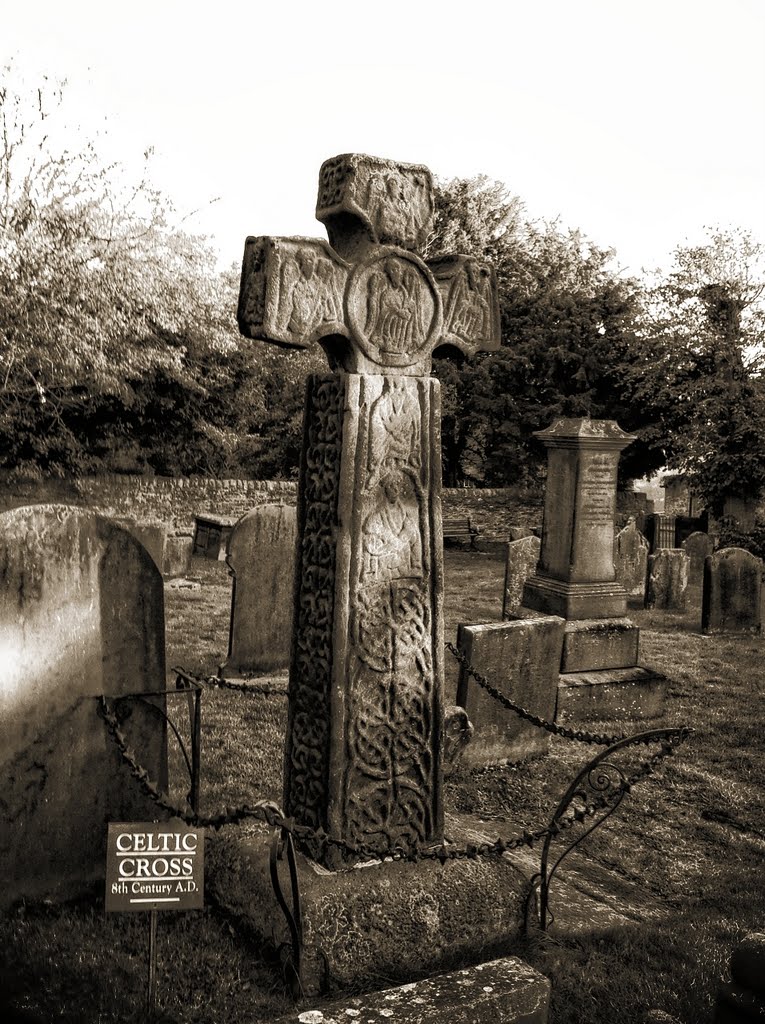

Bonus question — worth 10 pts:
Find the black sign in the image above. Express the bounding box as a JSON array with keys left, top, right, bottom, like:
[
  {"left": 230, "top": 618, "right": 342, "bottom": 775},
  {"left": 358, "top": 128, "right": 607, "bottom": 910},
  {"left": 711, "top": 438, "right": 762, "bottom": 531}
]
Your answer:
[{"left": 105, "top": 821, "right": 204, "bottom": 912}]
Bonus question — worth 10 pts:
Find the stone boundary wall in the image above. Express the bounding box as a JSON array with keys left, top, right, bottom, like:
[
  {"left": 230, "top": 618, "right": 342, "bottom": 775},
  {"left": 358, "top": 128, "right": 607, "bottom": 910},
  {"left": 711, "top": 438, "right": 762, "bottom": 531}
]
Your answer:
[
  {"left": 0, "top": 474, "right": 297, "bottom": 539},
  {"left": 0, "top": 473, "right": 648, "bottom": 542}
]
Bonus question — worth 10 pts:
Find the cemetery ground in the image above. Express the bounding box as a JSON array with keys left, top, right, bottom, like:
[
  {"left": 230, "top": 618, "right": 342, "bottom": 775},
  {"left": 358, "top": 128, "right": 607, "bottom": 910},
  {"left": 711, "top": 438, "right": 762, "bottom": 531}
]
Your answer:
[{"left": 2, "top": 548, "right": 764, "bottom": 1024}]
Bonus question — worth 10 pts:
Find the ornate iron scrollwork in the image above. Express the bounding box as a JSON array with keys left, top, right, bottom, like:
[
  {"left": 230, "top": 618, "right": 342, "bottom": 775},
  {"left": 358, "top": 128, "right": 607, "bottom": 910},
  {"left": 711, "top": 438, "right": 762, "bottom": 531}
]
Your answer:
[{"left": 529, "top": 728, "right": 685, "bottom": 931}]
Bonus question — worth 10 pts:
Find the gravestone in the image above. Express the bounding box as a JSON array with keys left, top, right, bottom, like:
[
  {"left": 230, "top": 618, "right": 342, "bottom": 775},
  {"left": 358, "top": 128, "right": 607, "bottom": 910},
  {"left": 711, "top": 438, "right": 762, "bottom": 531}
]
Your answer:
[
  {"left": 702, "top": 547, "right": 763, "bottom": 634},
  {"left": 521, "top": 418, "right": 666, "bottom": 720},
  {"left": 502, "top": 534, "right": 541, "bottom": 618},
  {"left": 220, "top": 503, "right": 297, "bottom": 677},
  {"left": 0, "top": 505, "right": 167, "bottom": 907},
  {"left": 522, "top": 418, "right": 636, "bottom": 619},
  {"left": 682, "top": 530, "right": 715, "bottom": 588},
  {"left": 646, "top": 549, "right": 689, "bottom": 610},
  {"left": 614, "top": 518, "right": 649, "bottom": 606},
  {"left": 456, "top": 616, "right": 565, "bottom": 765},
  {"left": 210, "top": 154, "right": 547, "bottom": 998}
]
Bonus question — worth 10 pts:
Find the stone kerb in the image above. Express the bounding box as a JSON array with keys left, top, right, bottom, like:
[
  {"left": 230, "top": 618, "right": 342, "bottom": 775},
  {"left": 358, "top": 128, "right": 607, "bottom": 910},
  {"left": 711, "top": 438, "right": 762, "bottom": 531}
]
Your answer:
[
  {"left": 0, "top": 504, "right": 168, "bottom": 907},
  {"left": 702, "top": 546, "right": 764, "bottom": 634},
  {"left": 272, "top": 956, "right": 551, "bottom": 1023},
  {"left": 221, "top": 503, "right": 298, "bottom": 676}
]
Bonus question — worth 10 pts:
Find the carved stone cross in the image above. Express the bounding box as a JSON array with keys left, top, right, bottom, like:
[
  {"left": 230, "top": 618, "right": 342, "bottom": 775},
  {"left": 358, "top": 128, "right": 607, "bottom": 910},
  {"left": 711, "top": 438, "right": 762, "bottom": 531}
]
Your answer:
[{"left": 238, "top": 154, "right": 500, "bottom": 863}]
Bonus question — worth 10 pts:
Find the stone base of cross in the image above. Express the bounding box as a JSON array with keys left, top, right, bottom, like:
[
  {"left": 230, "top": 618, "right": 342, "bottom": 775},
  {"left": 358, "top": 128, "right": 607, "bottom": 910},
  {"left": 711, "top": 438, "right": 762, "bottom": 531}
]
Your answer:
[{"left": 238, "top": 154, "right": 500, "bottom": 863}]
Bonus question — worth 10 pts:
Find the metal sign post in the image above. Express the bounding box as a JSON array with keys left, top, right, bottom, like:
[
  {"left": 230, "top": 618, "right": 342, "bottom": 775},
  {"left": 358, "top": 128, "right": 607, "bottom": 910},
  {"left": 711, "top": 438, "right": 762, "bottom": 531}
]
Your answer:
[{"left": 106, "top": 820, "right": 204, "bottom": 1018}]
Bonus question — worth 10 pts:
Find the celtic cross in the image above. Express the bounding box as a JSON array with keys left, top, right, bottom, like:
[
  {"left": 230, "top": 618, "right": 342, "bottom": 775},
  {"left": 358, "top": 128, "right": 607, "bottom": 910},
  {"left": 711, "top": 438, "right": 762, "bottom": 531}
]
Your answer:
[{"left": 238, "top": 154, "right": 500, "bottom": 863}]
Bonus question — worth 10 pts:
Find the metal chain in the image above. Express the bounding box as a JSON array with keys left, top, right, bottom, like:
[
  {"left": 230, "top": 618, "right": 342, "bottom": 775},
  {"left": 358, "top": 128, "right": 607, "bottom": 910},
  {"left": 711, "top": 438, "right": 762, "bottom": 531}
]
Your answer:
[
  {"left": 446, "top": 641, "right": 629, "bottom": 746},
  {"left": 173, "top": 666, "right": 289, "bottom": 697},
  {"left": 98, "top": 694, "right": 687, "bottom": 865}
]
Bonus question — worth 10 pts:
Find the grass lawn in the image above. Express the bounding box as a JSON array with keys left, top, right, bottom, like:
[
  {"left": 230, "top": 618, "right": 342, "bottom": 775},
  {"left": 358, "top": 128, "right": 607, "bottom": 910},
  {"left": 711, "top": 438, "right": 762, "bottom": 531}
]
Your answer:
[{"left": 3, "top": 547, "right": 764, "bottom": 1023}]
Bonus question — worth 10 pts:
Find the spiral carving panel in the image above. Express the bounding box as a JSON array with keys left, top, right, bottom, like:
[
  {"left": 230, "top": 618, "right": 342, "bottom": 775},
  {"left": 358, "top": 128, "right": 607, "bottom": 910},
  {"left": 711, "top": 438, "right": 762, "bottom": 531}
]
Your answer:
[{"left": 283, "top": 375, "right": 345, "bottom": 829}]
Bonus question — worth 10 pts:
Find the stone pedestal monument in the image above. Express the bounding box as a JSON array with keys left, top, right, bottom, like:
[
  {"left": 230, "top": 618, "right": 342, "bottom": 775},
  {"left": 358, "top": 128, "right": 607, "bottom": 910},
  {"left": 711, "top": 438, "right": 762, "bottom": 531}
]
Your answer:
[
  {"left": 522, "top": 418, "right": 666, "bottom": 720},
  {"left": 209, "top": 155, "right": 536, "bottom": 996}
]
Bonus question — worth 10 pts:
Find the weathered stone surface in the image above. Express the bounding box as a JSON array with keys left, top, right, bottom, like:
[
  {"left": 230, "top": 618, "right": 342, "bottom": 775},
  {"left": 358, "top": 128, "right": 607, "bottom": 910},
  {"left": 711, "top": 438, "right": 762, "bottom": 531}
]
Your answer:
[
  {"left": 614, "top": 519, "right": 649, "bottom": 606},
  {"left": 207, "top": 820, "right": 530, "bottom": 999},
  {"left": 522, "top": 418, "right": 633, "bottom": 620},
  {"left": 115, "top": 519, "right": 167, "bottom": 573},
  {"left": 560, "top": 618, "right": 640, "bottom": 673},
  {"left": 646, "top": 549, "right": 689, "bottom": 610},
  {"left": 272, "top": 956, "right": 551, "bottom": 1023},
  {"left": 238, "top": 155, "right": 501, "bottom": 867},
  {"left": 702, "top": 547, "right": 764, "bottom": 634},
  {"left": 442, "top": 705, "right": 474, "bottom": 775},
  {"left": 456, "top": 617, "right": 565, "bottom": 765},
  {"left": 509, "top": 526, "right": 534, "bottom": 541},
  {"left": 682, "top": 530, "right": 715, "bottom": 587},
  {"left": 557, "top": 667, "right": 668, "bottom": 720},
  {"left": 163, "top": 535, "right": 193, "bottom": 576},
  {"left": 503, "top": 535, "right": 541, "bottom": 619},
  {"left": 0, "top": 505, "right": 167, "bottom": 907},
  {"left": 316, "top": 153, "right": 435, "bottom": 253},
  {"left": 221, "top": 503, "right": 297, "bottom": 676},
  {"left": 285, "top": 374, "right": 445, "bottom": 860}
]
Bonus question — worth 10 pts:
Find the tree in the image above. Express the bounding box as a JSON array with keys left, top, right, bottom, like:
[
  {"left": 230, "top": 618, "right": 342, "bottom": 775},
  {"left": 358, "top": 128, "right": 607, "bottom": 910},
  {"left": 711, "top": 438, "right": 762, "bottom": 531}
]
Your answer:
[
  {"left": 626, "top": 227, "right": 765, "bottom": 515},
  {"left": 426, "top": 176, "right": 657, "bottom": 487},
  {"left": 0, "top": 66, "right": 251, "bottom": 477}
]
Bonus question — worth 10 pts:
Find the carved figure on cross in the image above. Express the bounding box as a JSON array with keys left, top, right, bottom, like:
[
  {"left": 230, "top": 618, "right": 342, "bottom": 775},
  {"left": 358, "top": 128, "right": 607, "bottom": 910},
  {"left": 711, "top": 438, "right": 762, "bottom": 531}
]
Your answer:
[{"left": 238, "top": 153, "right": 501, "bottom": 375}]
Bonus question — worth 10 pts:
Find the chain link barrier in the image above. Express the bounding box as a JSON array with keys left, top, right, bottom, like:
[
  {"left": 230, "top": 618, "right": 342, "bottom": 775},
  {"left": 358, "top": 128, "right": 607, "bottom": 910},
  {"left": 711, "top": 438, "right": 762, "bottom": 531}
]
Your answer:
[
  {"left": 446, "top": 640, "right": 631, "bottom": 746},
  {"left": 173, "top": 666, "right": 289, "bottom": 697},
  {"left": 98, "top": 692, "right": 690, "bottom": 866}
]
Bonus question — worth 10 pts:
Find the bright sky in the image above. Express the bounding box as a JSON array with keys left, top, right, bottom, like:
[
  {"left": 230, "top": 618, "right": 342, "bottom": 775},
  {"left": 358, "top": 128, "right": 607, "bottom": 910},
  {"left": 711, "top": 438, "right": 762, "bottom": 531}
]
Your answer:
[{"left": 3, "top": 0, "right": 764, "bottom": 276}]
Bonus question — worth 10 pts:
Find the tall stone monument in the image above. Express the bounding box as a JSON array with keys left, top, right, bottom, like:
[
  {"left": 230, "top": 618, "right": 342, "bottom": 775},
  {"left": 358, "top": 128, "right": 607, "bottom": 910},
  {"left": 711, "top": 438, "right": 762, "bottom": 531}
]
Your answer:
[
  {"left": 522, "top": 418, "right": 666, "bottom": 720},
  {"left": 237, "top": 154, "right": 500, "bottom": 860},
  {"left": 208, "top": 156, "right": 544, "bottom": 997}
]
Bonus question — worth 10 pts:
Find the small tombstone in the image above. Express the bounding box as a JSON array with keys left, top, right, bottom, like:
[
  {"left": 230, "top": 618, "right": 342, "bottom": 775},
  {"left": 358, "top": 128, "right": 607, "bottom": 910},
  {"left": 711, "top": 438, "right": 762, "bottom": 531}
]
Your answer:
[
  {"left": 702, "top": 547, "right": 763, "bottom": 635},
  {"left": 614, "top": 519, "right": 649, "bottom": 606},
  {"left": 682, "top": 531, "right": 715, "bottom": 588},
  {"left": 0, "top": 505, "right": 167, "bottom": 907},
  {"left": 163, "top": 535, "right": 193, "bottom": 577},
  {"left": 456, "top": 616, "right": 565, "bottom": 765},
  {"left": 646, "top": 549, "right": 689, "bottom": 610},
  {"left": 502, "top": 535, "right": 540, "bottom": 619},
  {"left": 222, "top": 504, "right": 298, "bottom": 676}
]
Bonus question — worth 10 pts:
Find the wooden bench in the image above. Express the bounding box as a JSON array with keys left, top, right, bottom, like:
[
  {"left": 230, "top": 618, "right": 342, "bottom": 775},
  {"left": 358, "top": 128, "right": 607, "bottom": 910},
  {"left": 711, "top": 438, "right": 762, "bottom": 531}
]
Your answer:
[{"left": 442, "top": 516, "right": 480, "bottom": 548}]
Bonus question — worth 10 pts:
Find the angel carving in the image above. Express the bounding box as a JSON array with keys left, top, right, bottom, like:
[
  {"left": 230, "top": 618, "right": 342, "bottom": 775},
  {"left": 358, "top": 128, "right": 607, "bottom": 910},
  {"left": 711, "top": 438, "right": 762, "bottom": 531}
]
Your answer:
[
  {"left": 364, "top": 258, "right": 428, "bottom": 355},
  {"left": 444, "top": 261, "right": 493, "bottom": 342}
]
